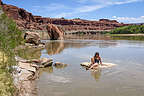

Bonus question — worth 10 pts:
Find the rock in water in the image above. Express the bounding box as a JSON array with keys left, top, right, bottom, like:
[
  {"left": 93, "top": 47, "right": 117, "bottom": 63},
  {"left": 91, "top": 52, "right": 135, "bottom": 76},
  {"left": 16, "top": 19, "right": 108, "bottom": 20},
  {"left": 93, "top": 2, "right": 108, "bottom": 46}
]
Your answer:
[
  {"left": 24, "top": 31, "right": 41, "bottom": 45},
  {"left": 46, "top": 24, "right": 64, "bottom": 40},
  {"left": 81, "top": 62, "right": 116, "bottom": 69},
  {"left": 54, "top": 62, "right": 68, "bottom": 69},
  {"left": 80, "top": 62, "right": 91, "bottom": 67},
  {"left": 39, "top": 58, "right": 53, "bottom": 67}
]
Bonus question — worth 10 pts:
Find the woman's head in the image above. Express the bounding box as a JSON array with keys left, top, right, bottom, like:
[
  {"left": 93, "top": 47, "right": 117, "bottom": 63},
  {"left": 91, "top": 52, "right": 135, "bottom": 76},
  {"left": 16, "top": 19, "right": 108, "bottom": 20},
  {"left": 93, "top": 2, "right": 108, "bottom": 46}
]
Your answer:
[{"left": 94, "top": 52, "right": 99, "bottom": 57}]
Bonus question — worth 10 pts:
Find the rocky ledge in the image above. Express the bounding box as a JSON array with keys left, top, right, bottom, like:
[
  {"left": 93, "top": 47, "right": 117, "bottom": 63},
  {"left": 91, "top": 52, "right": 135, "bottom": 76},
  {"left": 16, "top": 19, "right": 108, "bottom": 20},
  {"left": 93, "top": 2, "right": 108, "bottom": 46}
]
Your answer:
[{"left": 13, "top": 56, "right": 53, "bottom": 96}]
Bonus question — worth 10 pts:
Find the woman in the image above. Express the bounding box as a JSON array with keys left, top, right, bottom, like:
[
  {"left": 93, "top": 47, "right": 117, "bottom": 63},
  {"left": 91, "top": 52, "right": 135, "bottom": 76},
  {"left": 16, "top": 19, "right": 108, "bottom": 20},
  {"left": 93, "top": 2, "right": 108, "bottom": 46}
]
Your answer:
[{"left": 89, "top": 52, "right": 102, "bottom": 69}]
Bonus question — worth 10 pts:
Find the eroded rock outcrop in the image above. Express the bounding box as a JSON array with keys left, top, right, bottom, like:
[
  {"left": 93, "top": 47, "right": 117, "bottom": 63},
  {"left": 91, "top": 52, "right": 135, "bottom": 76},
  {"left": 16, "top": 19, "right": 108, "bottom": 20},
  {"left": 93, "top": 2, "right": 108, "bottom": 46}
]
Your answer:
[
  {"left": 1, "top": 1, "right": 129, "bottom": 33},
  {"left": 0, "top": 0, "right": 130, "bottom": 41},
  {"left": 46, "top": 24, "right": 64, "bottom": 40}
]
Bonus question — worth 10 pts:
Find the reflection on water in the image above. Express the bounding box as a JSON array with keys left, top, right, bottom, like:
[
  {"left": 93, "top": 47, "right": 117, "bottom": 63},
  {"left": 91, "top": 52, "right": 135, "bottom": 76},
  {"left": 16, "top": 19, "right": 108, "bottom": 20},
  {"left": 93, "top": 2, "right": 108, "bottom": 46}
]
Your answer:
[
  {"left": 64, "top": 34, "right": 112, "bottom": 40},
  {"left": 54, "top": 64, "right": 68, "bottom": 69},
  {"left": 65, "top": 34, "right": 144, "bottom": 41},
  {"left": 45, "top": 74, "right": 71, "bottom": 83},
  {"left": 46, "top": 41, "right": 64, "bottom": 55},
  {"left": 16, "top": 35, "right": 144, "bottom": 59},
  {"left": 44, "top": 40, "right": 118, "bottom": 55},
  {"left": 91, "top": 69, "right": 101, "bottom": 81},
  {"left": 16, "top": 47, "right": 42, "bottom": 60},
  {"left": 39, "top": 65, "right": 68, "bottom": 76},
  {"left": 39, "top": 67, "right": 54, "bottom": 75}
]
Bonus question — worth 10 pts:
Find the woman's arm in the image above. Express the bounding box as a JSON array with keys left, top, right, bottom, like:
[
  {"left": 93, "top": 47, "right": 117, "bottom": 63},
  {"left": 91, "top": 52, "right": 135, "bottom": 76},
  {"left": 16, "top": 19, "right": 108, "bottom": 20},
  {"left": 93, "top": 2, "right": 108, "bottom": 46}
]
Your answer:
[
  {"left": 91, "top": 57, "right": 95, "bottom": 64},
  {"left": 99, "top": 57, "right": 102, "bottom": 65}
]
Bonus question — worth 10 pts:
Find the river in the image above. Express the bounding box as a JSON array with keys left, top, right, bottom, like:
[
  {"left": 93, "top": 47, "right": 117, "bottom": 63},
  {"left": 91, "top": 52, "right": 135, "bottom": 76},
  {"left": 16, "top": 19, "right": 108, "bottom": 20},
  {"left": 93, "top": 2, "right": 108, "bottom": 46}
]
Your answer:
[{"left": 34, "top": 36, "right": 144, "bottom": 96}]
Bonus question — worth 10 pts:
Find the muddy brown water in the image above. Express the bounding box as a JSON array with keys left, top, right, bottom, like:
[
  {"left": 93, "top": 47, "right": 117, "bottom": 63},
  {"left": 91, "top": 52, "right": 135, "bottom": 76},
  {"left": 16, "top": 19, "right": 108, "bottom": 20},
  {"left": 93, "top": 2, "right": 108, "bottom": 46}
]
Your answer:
[{"left": 34, "top": 35, "right": 144, "bottom": 96}]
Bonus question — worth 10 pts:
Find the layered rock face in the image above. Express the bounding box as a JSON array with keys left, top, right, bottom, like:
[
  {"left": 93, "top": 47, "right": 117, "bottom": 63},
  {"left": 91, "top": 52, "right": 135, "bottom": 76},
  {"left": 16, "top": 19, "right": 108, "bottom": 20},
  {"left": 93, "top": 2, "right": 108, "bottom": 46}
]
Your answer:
[
  {"left": 1, "top": 1, "right": 127, "bottom": 31},
  {"left": 1, "top": 0, "right": 128, "bottom": 40},
  {"left": 2, "top": 4, "right": 39, "bottom": 30},
  {"left": 34, "top": 17, "right": 126, "bottom": 31}
]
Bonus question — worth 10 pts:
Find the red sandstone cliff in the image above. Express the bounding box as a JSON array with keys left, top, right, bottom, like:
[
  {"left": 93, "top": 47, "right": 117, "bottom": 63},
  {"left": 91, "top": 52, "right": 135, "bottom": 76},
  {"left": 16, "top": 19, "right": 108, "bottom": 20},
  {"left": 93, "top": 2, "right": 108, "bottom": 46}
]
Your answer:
[{"left": 1, "top": 0, "right": 128, "bottom": 32}]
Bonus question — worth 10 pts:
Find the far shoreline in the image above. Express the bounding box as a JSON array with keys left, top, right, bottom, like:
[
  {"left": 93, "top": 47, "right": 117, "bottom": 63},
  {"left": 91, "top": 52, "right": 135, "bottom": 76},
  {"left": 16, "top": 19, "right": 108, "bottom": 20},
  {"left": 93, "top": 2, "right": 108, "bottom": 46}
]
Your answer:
[{"left": 108, "top": 34, "right": 144, "bottom": 36}]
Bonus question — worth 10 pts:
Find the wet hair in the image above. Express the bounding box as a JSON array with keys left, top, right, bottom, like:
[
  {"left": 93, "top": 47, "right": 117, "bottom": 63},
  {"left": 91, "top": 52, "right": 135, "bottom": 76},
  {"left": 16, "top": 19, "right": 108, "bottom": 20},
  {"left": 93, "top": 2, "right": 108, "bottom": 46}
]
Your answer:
[{"left": 94, "top": 52, "right": 99, "bottom": 57}]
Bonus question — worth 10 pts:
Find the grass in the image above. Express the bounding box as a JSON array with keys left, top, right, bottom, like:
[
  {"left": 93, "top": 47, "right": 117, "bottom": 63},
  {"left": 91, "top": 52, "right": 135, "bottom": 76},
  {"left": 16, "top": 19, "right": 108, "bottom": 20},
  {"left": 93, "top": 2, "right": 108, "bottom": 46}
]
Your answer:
[
  {"left": 0, "top": 9, "right": 24, "bottom": 96},
  {"left": 109, "top": 25, "right": 144, "bottom": 34}
]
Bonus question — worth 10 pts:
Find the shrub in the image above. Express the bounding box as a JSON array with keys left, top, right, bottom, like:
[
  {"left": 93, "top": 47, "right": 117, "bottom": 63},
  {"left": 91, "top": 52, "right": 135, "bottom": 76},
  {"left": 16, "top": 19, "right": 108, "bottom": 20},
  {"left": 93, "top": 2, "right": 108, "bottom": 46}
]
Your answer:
[
  {"left": 110, "top": 25, "right": 144, "bottom": 34},
  {"left": 0, "top": 12, "right": 23, "bottom": 96}
]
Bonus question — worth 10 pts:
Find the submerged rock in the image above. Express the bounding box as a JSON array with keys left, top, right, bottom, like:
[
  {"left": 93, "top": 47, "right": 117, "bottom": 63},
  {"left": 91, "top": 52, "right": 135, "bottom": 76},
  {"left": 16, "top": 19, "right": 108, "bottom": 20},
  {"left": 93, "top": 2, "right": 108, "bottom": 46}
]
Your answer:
[{"left": 54, "top": 62, "right": 68, "bottom": 69}]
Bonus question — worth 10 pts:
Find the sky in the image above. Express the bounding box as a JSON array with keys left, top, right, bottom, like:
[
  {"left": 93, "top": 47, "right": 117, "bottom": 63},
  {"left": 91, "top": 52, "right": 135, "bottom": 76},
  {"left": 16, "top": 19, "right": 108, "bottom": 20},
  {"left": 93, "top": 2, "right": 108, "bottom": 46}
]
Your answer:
[{"left": 2, "top": 0, "right": 144, "bottom": 23}]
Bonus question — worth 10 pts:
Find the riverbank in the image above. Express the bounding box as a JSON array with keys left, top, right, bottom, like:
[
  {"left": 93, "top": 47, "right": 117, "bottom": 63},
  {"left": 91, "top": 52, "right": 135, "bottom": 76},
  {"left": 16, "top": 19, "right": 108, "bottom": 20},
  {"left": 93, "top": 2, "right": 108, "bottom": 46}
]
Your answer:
[
  {"left": 108, "top": 34, "right": 144, "bottom": 36},
  {"left": 22, "top": 28, "right": 144, "bottom": 41},
  {"left": 0, "top": 51, "right": 15, "bottom": 96},
  {"left": 0, "top": 12, "right": 23, "bottom": 95}
]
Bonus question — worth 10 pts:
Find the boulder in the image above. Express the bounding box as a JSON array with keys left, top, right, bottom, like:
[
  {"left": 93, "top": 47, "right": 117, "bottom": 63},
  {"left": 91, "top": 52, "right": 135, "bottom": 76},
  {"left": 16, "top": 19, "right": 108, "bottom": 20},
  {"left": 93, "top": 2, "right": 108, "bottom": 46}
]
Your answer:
[
  {"left": 24, "top": 31, "right": 41, "bottom": 45},
  {"left": 13, "top": 66, "right": 38, "bottom": 96},
  {"left": 39, "top": 58, "right": 53, "bottom": 67},
  {"left": 46, "top": 24, "right": 64, "bottom": 40},
  {"left": 15, "top": 56, "right": 53, "bottom": 68}
]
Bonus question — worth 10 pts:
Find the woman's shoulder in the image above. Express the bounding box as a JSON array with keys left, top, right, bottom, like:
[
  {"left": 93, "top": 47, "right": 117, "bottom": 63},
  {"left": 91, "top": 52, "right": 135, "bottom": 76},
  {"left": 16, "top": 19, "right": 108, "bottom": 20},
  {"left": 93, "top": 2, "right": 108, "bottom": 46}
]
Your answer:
[{"left": 91, "top": 57, "right": 95, "bottom": 59}]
